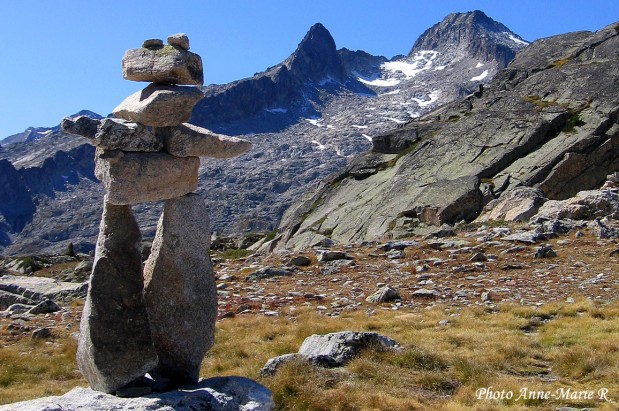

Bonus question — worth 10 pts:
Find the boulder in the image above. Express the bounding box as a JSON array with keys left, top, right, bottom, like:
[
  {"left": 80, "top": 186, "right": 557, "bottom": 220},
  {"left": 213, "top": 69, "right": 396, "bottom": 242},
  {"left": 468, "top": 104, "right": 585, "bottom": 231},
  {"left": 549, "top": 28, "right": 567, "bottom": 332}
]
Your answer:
[
  {"left": 315, "top": 249, "right": 352, "bottom": 262},
  {"left": 245, "top": 266, "right": 295, "bottom": 281},
  {"left": 94, "top": 149, "right": 199, "bottom": 205},
  {"left": 259, "top": 353, "right": 301, "bottom": 377},
  {"left": 112, "top": 84, "right": 204, "bottom": 127},
  {"left": 0, "top": 377, "right": 274, "bottom": 411},
  {"left": 77, "top": 200, "right": 157, "bottom": 394},
  {"left": 27, "top": 298, "right": 60, "bottom": 315},
  {"left": 62, "top": 116, "right": 163, "bottom": 152},
  {"left": 365, "top": 286, "right": 401, "bottom": 303},
  {"left": 298, "top": 331, "right": 398, "bottom": 367},
  {"left": 260, "top": 331, "right": 399, "bottom": 376},
  {"left": 372, "top": 127, "right": 421, "bottom": 154},
  {"left": 0, "top": 275, "right": 87, "bottom": 310},
  {"left": 288, "top": 255, "right": 312, "bottom": 266},
  {"left": 159, "top": 123, "right": 252, "bottom": 158},
  {"left": 531, "top": 189, "right": 619, "bottom": 222},
  {"left": 143, "top": 194, "right": 217, "bottom": 386},
  {"left": 476, "top": 187, "right": 547, "bottom": 222},
  {"left": 122, "top": 44, "right": 203, "bottom": 85}
]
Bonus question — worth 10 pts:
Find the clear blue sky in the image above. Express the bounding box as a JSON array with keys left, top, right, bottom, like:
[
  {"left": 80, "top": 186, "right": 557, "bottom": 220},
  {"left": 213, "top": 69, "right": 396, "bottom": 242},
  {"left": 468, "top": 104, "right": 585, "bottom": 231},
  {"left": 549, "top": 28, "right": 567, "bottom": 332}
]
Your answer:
[{"left": 1, "top": 1, "right": 618, "bottom": 138}]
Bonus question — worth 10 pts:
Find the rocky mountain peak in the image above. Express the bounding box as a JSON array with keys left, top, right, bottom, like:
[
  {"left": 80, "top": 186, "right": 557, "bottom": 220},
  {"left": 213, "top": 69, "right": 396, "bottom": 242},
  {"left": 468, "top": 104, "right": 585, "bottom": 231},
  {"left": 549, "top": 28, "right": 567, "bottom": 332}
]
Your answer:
[
  {"left": 283, "top": 22, "right": 345, "bottom": 83},
  {"left": 410, "top": 10, "right": 529, "bottom": 67}
]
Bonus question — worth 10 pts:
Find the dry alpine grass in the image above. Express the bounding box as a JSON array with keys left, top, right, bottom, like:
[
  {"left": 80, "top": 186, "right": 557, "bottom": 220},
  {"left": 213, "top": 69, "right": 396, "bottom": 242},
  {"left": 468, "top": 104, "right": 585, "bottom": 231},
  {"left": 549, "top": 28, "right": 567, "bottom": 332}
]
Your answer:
[{"left": 1, "top": 297, "right": 618, "bottom": 409}]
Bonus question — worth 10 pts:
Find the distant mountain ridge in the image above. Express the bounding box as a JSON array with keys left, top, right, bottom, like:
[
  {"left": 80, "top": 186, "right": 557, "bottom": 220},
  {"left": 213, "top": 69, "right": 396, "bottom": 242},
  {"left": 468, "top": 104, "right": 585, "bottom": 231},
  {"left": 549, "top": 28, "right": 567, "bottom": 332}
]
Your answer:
[
  {"left": 275, "top": 20, "right": 619, "bottom": 250},
  {"left": 0, "top": 11, "right": 529, "bottom": 255}
]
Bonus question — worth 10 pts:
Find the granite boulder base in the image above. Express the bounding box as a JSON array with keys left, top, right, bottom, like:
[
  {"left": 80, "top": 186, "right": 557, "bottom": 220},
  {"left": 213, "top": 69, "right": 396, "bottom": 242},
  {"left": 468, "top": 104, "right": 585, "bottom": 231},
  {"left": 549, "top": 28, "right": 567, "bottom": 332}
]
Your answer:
[
  {"left": 144, "top": 194, "right": 217, "bottom": 386},
  {"left": 77, "top": 200, "right": 158, "bottom": 394}
]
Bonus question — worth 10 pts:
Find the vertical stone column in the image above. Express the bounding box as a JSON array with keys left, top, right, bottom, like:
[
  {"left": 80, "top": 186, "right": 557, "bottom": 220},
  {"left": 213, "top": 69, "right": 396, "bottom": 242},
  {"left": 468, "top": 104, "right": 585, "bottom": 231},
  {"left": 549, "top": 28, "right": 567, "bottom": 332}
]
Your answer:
[
  {"left": 77, "top": 199, "right": 157, "bottom": 393},
  {"left": 144, "top": 193, "right": 217, "bottom": 386}
]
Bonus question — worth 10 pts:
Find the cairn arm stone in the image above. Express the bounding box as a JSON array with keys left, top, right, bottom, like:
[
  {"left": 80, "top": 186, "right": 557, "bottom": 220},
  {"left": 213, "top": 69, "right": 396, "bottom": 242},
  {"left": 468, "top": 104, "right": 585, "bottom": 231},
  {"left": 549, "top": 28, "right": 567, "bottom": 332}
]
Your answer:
[
  {"left": 158, "top": 123, "right": 252, "bottom": 158},
  {"left": 77, "top": 199, "right": 158, "bottom": 393},
  {"left": 95, "top": 149, "right": 199, "bottom": 205},
  {"left": 62, "top": 116, "right": 163, "bottom": 152},
  {"left": 122, "top": 45, "right": 203, "bottom": 85},
  {"left": 112, "top": 84, "right": 204, "bottom": 128},
  {"left": 143, "top": 193, "right": 217, "bottom": 386}
]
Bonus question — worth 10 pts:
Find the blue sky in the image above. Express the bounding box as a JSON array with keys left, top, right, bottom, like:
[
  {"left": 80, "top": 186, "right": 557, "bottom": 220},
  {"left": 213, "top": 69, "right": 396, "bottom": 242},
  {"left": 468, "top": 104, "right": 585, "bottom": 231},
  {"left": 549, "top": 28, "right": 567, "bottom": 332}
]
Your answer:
[{"left": 1, "top": 0, "right": 618, "bottom": 138}]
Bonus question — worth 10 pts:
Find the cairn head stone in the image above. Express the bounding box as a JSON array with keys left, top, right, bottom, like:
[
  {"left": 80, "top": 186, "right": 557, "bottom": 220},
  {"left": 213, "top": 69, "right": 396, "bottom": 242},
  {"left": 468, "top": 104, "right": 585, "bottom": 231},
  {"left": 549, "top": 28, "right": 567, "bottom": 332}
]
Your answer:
[
  {"left": 62, "top": 116, "right": 163, "bottom": 152},
  {"left": 167, "top": 33, "right": 189, "bottom": 51},
  {"left": 94, "top": 149, "right": 199, "bottom": 205},
  {"left": 158, "top": 123, "right": 252, "bottom": 158},
  {"left": 122, "top": 35, "right": 203, "bottom": 85},
  {"left": 112, "top": 84, "right": 203, "bottom": 127}
]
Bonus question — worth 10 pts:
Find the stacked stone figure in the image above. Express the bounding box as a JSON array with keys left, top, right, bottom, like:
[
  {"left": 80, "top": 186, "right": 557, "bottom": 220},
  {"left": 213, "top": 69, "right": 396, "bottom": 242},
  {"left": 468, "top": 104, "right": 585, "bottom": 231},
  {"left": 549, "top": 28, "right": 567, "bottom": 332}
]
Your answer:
[
  {"left": 602, "top": 172, "right": 619, "bottom": 189},
  {"left": 62, "top": 34, "right": 251, "bottom": 394}
]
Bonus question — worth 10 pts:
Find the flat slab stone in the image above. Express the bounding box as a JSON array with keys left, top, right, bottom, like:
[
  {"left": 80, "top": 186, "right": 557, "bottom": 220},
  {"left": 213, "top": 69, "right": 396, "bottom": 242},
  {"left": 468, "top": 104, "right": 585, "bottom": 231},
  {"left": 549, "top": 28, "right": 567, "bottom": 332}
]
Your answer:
[
  {"left": 77, "top": 200, "right": 157, "bottom": 393},
  {"left": 62, "top": 116, "right": 163, "bottom": 152},
  {"left": 122, "top": 45, "right": 203, "bottom": 85},
  {"left": 112, "top": 84, "right": 204, "bottom": 128},
  {"left": 0, "top": 377, "right": 274, "bottom": 411},
  {"left": 144, "top": 194, "right": 217, "bottom": 386},
  {"left": 159, "top": 123, "right": 252, "bottom": 158},
  {"left": 0, "top": 275, "right": 87, "bottom": 310},
  {"left": 95, "top": 149, "right": 199, "bottom": 205}
]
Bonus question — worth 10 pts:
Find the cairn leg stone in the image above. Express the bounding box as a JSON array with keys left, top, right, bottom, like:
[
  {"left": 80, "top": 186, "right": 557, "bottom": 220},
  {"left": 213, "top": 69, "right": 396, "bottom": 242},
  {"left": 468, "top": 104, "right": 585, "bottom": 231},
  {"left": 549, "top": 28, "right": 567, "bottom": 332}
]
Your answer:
[
  {"left": 144, "top": 193, "right": 217, "bottom": 387},
  {"left": 77, "top": 199, "right": 158, "bottom": 394}
]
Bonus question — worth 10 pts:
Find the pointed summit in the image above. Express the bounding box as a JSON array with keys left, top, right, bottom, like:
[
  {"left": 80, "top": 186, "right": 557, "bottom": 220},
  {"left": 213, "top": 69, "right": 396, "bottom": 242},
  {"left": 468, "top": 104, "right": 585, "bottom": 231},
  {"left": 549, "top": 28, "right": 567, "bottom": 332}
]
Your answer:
[
  {"left": 410, "top": 10, "right": 528, "bottom": 67},
  {"left": 284, "top": 23, "right": 345, "bottom": 82}
]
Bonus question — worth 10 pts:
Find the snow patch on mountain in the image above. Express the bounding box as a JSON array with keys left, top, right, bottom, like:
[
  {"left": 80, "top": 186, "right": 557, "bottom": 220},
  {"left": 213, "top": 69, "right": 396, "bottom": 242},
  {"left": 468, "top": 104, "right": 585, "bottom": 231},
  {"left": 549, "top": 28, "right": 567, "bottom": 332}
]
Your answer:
[
  {"left": 470, "top": 70, "right": 489, "bottom": 81},
  {"left": 412, "top": 90, "right": 441, "bottom": 107},
  {"left": 506, "top": 33, "right": 529, "bottom": 46},
  {"left": 306, "top": 118, "right": 324, "bottom": 127}
]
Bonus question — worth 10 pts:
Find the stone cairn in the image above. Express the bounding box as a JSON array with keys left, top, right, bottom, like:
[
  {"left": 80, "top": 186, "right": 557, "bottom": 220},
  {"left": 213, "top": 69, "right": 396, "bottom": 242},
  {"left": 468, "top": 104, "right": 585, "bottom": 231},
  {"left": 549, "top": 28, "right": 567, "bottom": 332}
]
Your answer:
[
  {"left": 62, "top": 34, "right": 251, "bottom": 394},
  {"left": 602, "top": 172, "right": 619, "bottom": 189}
]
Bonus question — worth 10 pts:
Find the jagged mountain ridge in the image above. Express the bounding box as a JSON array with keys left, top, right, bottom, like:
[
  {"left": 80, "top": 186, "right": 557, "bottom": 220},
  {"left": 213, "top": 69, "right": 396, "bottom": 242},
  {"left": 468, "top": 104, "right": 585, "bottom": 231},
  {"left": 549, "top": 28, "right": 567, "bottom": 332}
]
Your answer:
[
  {"left": 275, "top": 21, "right": 619, "bottom": 250},
  {"left": 0, "top": 11, "right": 527, "bottom": 255}
]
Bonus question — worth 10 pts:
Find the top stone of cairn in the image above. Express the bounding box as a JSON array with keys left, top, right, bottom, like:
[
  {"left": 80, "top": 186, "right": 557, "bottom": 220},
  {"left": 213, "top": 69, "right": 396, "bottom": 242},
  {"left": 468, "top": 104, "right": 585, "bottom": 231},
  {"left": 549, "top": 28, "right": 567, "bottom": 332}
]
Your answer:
[{"left": 122, "top": 33, "right": 203, "bottom": 85}]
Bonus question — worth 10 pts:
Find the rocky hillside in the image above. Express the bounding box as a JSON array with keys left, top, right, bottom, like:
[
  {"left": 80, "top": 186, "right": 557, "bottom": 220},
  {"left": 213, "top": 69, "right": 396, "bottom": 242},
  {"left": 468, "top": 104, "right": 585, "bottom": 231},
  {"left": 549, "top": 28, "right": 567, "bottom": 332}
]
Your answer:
[
  {"left": 275, "top": 21, "right": 619, "bottom": 250},
  {"left": 0, "top": 11, "right": 526, "bottom": 255}
]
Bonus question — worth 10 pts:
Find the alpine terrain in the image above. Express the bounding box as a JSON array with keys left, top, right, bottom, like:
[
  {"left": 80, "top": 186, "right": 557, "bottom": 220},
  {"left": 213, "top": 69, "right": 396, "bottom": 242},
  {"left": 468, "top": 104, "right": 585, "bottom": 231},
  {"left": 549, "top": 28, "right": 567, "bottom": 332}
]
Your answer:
[
  {"left": 0, "top": 11, "right": 527, "bottom": 254},
  {"left": 275, "top": 20, "right": 619, "bottom": 249}
]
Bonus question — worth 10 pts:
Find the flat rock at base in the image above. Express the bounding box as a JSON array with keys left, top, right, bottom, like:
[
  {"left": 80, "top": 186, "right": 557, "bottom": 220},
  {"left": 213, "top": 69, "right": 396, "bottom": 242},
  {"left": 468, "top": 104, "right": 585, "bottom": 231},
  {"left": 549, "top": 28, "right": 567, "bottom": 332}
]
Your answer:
[
  {"left": 112, "top": 84, "right": 203, "bottom": 127},
  {"left": 159, "top": 123, "right": 252, "bottom": 158},
  {"left": 122, "top": 46, "right": 203, "bottom": 85},
  {"left": 62, "top": 116, "right": 163, "bottom": 152},
  {"left": 77, "top": 200, "right": 157, "bottom": 393},
  {"left": 95, "top": 149, "right": 199, "bottom": 205},
  {"left": 0, "top": 376, "right": 274, "bottom": 411},
  {"left": 144, "top": 194, "right": 217, "bottom": 386}
]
